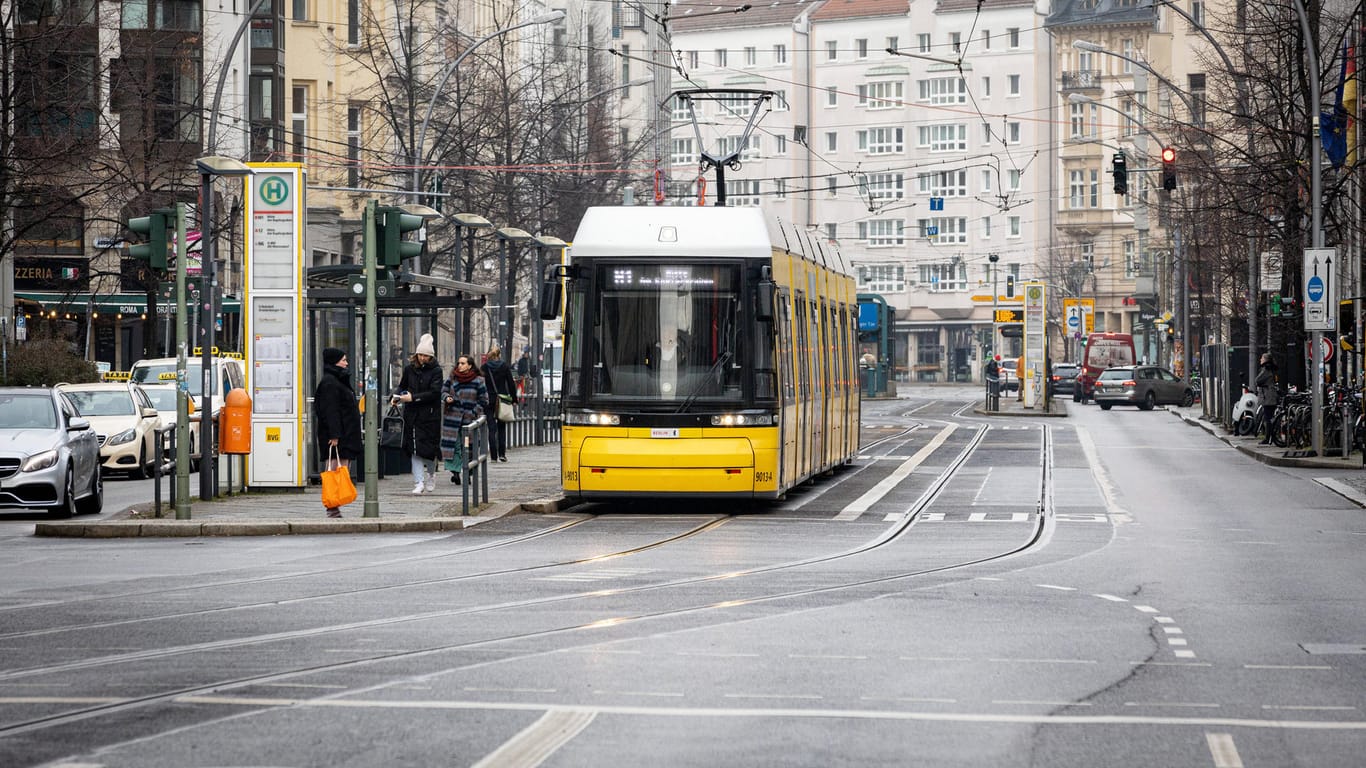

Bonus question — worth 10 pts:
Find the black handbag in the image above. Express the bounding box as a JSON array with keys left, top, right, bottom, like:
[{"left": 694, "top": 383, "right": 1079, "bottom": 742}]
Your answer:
[{"left": 380, "top": 406, "right": 405, "bottom": 448}]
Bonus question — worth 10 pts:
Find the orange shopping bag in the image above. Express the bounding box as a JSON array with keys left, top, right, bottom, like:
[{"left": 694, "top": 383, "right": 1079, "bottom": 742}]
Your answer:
[{"left": 321, "top": 446, "right": 357, "bottom": 509}]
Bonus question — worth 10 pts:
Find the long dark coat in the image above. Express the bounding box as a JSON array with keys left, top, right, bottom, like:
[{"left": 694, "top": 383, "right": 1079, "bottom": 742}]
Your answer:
[
  {"left": 313, "top": 363, "right": 363, "bottom": 460},
  {"left": 397, "top": 359, "right": 444, "bottom": 460},
  {"left": 482, "top": 358, "right": 517, "bottom": 402}
]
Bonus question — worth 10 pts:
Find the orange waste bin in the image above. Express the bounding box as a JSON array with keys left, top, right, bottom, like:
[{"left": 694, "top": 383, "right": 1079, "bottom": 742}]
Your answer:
[{"left": 219, "top": 388, "right": 252, "bottom": 454}]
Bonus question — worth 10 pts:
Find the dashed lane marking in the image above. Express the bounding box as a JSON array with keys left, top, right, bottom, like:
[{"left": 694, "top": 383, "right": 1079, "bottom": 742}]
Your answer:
[
  {"left": 1206, "top": 732, "right": 1245, "bottom": 767},
  {"left": 837, "top": 423, "right": 957, "bottom": 520},
  {"left": 472, "top": 707, "right": 597, "bottom": 768}
]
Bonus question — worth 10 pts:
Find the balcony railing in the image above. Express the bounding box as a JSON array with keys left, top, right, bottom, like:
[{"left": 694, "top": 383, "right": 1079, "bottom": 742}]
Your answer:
[{"left": 1061, "top": 70, "right": 1103, "bottom": 91}]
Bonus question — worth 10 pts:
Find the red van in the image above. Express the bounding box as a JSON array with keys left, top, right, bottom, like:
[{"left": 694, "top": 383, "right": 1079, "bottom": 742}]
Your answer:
[{"left": 1076, "top": 332, "right": 1136, "bottom": 402}]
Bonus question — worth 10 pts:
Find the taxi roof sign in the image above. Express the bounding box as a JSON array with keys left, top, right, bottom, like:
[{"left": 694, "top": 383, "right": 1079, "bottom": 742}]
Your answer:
[
  {"left": 158, "top": 372, "right": 179, "bottom": 381},
  {"left": 103, "top": 371, "right": 131, "bottom": 381}
]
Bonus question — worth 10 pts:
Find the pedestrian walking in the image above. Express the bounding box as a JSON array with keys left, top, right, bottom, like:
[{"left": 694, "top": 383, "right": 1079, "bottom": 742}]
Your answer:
[
  {"left": 441, "top": 354, "right": 489, "bottom": 484},
  {"left": 394, "top": 333, "right": 444, "bottom": 494},
  {"left": 313, "top": 347, "right": 361, "bottom": 518},
  {"left": 482, "top": 346, "right": 517, "bottom": 462}
]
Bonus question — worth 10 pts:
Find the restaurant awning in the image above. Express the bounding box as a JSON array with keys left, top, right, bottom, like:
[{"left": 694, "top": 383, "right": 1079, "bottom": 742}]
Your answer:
[{"left": 15, "top": 291, "right": 242, "bottom": 315}]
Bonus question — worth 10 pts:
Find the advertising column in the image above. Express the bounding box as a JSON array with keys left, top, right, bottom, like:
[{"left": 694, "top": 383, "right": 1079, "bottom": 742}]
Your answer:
[
  {"left": 1023, "top": 282, "right": 1047, "bottom": 409},
  {"left": 244, "top": 164, "right": 305, "bottom": 487}
]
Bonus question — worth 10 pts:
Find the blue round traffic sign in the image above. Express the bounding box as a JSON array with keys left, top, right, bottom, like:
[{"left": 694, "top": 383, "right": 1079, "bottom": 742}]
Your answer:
[
  {"left": 1307, "top": 275, "right": 1324, "bottom": 302},
  {"left": 1067, "top": 314, "right": 1080, "bottom": 327}
]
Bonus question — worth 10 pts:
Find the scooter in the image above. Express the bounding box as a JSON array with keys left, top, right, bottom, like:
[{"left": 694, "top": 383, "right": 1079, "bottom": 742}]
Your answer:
[{"left": 1232, "top": 384, "right": 1260, "bottom": 436}]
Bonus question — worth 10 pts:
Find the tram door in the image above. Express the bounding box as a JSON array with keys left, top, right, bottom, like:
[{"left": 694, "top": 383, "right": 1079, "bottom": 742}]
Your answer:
[{"left": 794, "top": 291, "right": 809, "bottom": 478}]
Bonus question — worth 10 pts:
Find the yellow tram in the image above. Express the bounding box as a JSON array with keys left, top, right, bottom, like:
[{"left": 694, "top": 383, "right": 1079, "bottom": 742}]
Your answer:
[{"left": 540, "top": 206, "right": 859, "bottom": 500}]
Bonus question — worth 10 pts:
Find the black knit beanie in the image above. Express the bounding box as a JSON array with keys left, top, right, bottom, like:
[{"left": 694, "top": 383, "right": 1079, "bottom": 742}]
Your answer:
[{"left": 323, "top": 347, "right": 346, "bottom": 366}]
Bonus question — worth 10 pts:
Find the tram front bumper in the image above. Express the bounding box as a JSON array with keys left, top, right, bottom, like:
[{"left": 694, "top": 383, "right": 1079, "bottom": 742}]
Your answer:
[{"left": 574, "top": 435, "right": 758, "bottom": 497}]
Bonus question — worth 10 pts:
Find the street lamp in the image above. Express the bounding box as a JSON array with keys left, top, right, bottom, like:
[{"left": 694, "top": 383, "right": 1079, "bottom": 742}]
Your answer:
[
  {"left": 193, "top": 155, "right": 252, "bottom": 502},
  {"left": 493, "top": 227, "right": 533, "bottom": 355},
  {"left": 448, "top": 213, "right": 493, "bottom": 350},
  {"left": 411, "top": 10, "right": 566, "bottom": 197},
  {"left": 531, "top": 234, "right": 567, "bottom": 446}
]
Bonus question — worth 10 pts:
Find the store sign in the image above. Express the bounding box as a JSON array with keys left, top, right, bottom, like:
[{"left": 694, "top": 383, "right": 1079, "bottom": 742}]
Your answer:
[{"left": 14, "top": 257, "right": 89, "bottom": 291}]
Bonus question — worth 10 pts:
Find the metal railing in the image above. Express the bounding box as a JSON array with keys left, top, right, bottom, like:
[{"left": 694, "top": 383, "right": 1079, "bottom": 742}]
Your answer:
[
  {"left": 456, "top": 416, "right": 491, "bottom": 515},
  {"left": 984, "top": 376, "right": 1001, "bottom": 411},
  {"left": 504, "top": 396, "right": 563, "bottom": 448}
]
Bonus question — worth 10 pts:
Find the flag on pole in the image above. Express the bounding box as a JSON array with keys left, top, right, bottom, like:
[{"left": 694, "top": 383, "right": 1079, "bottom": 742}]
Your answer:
[
  {"left": 1345, "top": 44, "right": 1358, "bottom": 165},
  {"left": 1322, "top": 43, "right": 1354, "bottom": 168}
]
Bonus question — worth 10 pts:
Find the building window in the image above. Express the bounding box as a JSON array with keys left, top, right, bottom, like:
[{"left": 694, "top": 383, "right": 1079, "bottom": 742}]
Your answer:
[
  {"left": 1007, "top": 122, "right": 1020, "bottom": 143},
  {"left": 14, "top": 189, "right": 83, "bottom": 254},
  {"left": 858, "top": 80, "right": 904, "bottom": 109},
  {"left": 1191, "top": 0, "right": 1204, "bottom": 27},
  {"left": 916, "top": 169, "right": 967, "bottom": 197},
  {"left": 1069, "top": 102, "right": 1088, "bottom": 138},
  {"left": 774, "top": 44, "right": 787, "bottom": 64},
  {"left": 347, "top": 104, "right": 361, "bottom": 186},
  {"left": 827, "top": 177, "right": 838, "bottom": 197},
  {"left": 1121, "top": 39, "right": 1134, "bottom": 73},
  {"left": 826, "top": 40, "right": 838, "bottom": 61},
  {"left": 292, "top": 0, "right": 307, "bottom": 21},
  {"left": 347, "top": 0, "right": 358, "bottom": 43},
  {"left": 1007, "top": 169, "right": 1021, "bottom": 190},
  {"left": 121, "top": 0, "right": 201, "bottom": 30},
  {"left": 825, "top": 131, "right": 837, "bottom": 152},
  {"left": 858, "top": 264, "right": 906, "bottom": 292},
  {"left": 1069, "top": 169, "right": 1086, "bottom": 208},
  {"left": 886, "top": 36, "right": 898, "bottom": 52},
  {"left": 982, "top": 30, "right": 991, "bottom": 49},
  {"left": 773, "top": 90, "right": 788, "bottom": 111},
  {"left": 918, "top": 77, "right": 966, "bottom": 105},
  {"left": 291, "top": 84, "right": 307, "bottom": 164},
  {"left": 861, "top": 172, "right": 905, "bottom": 199},
  {"left": 1124, "top": 239, "right": 1140, "bottom": 277},
  {"left": 950, "top": 32, "right": 961, "bottom": 53},
  {"left": 916, "top": 124, "right": 967, "bottom": 152},
  {"left": 826, "top": 86, "right": 837, "bottom": 107},
  {"left": 775, "top": 135, "right": 787, "bottom": 155},
  {"left": 1008, "top": 27, "right": 1020, "bottom": 48},
  {"left": 671, "top": 137, "right": 693, "bottom": 165},
  {"left": 1009, "top": 216, "right": 1021, "bottom": 237},
  {"left": 981, "top": 169, "right": 993, "bottom": 192},
  {"left": 918, "top": 262, "right": 967, "bottom": 292},
  {"left": 1089, "top": 168, "right": 1100, "bottom": 207},
  {"left": 744, "top": 46, "right": 756, "bottom": 67},
  {"left": 726, "top": 179, "right": 761, "bottom": 207},
  {"left": 981, "top": 216, "right": 992, "bottom": 238},
  {"left": 775, "top": 179, "right": 787, "bottom": 199},
  {"left": 918, "top": 33, "right": 931, "bottom": 53},
  {"left": 981, "top": 76, "right": 990, "bottom": 97},
  {"left": 857, "top": 219, "right": 905, "bottom": 246},
  {"left": 688, "top": 50, "right": 699, "bottom": 69},
  {"left": 1189, "top": 73, "right": 1207, "bottom": 128},
  {"left": 1008, "top": 74, "right": 1020, "bottom": 96},
  {"left": 858, "top": 126, "right": 905, "bottom": 154},
  {"left": 825, "top": 223, "right": 838, "bottom": 241},
  {"left": 917, "top": 217, "right": 968, "bottom": 245},
  {"left": 857, "top": 38, "right": 868, "bottom": 58},
  {"left": 714, "top": 48, "right": 727, "bottom": 67},
  {"left": 672, "top": 95, "right": 693, "bottom": 121}
]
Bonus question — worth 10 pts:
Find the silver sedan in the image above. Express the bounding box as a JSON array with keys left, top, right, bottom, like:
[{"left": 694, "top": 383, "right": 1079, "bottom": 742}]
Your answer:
[{"left": 0, "top": 388, "right": 103, "bottom": 517}]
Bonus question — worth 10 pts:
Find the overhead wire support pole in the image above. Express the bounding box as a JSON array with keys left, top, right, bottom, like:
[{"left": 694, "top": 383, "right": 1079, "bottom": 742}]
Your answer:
[
  {"left": 362, "top": 202, "right": 380, "bottom": 518},
  {"left": 1291, "top": 0, "right": 1325, "bottom": 457}
]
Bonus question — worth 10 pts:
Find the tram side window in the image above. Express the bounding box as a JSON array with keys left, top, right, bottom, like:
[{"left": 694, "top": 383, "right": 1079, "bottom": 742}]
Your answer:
[
  {"left": 754, "top": 287, "right": 778, "bottom": 402},
  {"left": 564, "top": 288, "right": 585, "bottom": 397},
  {"left": 779, "top": 291, "right": 795, "bottom": 403}
]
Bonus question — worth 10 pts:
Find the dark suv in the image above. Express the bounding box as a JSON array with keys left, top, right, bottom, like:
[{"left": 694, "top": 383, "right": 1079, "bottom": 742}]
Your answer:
[{"left": 1050, "top": 363, "right": 1080, "bottom": 397}]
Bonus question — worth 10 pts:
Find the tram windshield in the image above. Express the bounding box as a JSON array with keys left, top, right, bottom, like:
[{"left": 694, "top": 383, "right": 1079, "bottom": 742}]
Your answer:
[{"left": 585, "top": 263, "right": 743, "bottom": 404}]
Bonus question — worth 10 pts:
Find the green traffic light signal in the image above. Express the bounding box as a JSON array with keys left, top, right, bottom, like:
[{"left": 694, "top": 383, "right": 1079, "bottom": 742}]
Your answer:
[
  {"left": 128, "top": 210, "right": 171, "bottom": 270},
  {"left": 375, "top": 206, "right": 424, "bottom": 267}
]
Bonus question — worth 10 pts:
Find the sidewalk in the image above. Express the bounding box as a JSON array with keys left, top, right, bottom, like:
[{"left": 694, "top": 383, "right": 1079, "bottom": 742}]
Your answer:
[
  {"left": 973, "top": 392, "right": 1069, "bottom": 417},
  {"left": 35, "top": 441, "right": 571, "bottom": 538}
]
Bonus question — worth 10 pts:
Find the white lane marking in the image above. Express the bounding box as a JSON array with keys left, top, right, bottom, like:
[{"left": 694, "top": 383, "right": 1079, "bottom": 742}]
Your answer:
[
  {"left": 1125, "top": 701, "right": 1220, "bottom": 708},
  {"left": 464, "top": 687, "right": 558, "bottom": 694},
  {"left": 883, "top": 513, "right": 905, "bottom": 522},
  {"left": 790, "top": 654, "right": 869, "bottom": 660},
  {"left": 967, "top": 512, "right": 1031, "bottom": 522},
  {"left": 988, "top": 658, "right": 1097, "bottom": 665},
  {"left": 1244, "top": 665, "right": 1333, "bottom": 670},
  {"left": 1156, "top": 617, "right": 1176, "bottom": 624},
  {"left": 1037, "top": 584, "right": 1077, "bottom": 591},
  {"left": 836, "top": 423, "right": 957, "bottom": 520},
  {"left": 1206, "top": 732, "right": 1245, "bottom": 768},
  {"left": 1168, "top": 639, "right": 1189, "bottom": 646},
  {"left": 1094, "top": 594, "right": 1128, "bottom": 602},
  {"left": 472, "top": 708, "right": 597, "bottom": 768},
  {"left": 1131, "top": 661, "right": 1212, "bottom": 667},
  {"left": 0, "top": 696, "right": 123, "bottom": 704},
  {"left": 899, "top": 656, "right": 974, "bottom": 662},
  {"left": 1174, "top": 650, "right": 1198, "bottom": 658},
  {"left": 994, "top": 700, "right": 1093, "bottom": 707},
  {"left": 1163, "top": 627, "right": 1185, "bottom": 635},
  {"left": 592, "top": 690, "right": 683, "bottom": 698},
  {"left": 1263, "top": 705, "right": 1358, "bottom": 711},
  {"left": 1135, "top": 605, "right": 1159, "bottom": 614},
  {"left": 175, "top": 694, "right": 1366, "bottom": 729},
  {"left": 972, "top": 468, "right": 994, "bottom": 504},
  {"left": 860, "top": 696, "right": 958, "bottom": 704},
  {"left": 1075, "top": 424, "right": 1132, "bottom": 524},
  {"left": 724, "top": 693, "right": 824, "bottom": 700},
  {"left": 674, "top": 651, "right": 760, "bottom": 658},
  {"left": 260, "top": 683, "right": 349, "bottom": 690}
]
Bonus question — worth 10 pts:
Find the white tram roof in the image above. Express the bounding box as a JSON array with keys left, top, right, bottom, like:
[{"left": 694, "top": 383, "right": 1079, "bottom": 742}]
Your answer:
[{"left": 570, "top": 206, "right": 777, "bottom": 260}]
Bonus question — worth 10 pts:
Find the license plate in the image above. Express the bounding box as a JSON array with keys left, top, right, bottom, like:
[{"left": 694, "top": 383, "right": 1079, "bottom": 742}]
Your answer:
[{"left": 651, "top": 428, "right": 679, "bottom": 438}]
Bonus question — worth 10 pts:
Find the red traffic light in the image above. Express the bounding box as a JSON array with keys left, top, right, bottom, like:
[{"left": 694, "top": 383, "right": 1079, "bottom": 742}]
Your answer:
[{"left": 1161, "top": 146, "right": 1176, "bottom": 163}]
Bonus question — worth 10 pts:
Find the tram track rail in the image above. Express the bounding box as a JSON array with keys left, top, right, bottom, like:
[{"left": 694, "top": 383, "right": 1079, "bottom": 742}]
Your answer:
[{"left": 0, "top": 404, "right": 1055, "bottom": 748}]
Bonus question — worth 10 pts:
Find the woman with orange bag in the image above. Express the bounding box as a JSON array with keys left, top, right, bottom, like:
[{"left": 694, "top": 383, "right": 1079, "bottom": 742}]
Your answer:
[{"left": 314, "top": 347, "right": 362, "bottom": 518}]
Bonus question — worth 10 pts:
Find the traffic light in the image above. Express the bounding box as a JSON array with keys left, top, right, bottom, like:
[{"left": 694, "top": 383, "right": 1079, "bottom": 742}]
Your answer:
[
  {"left": 127, "top": 209, "right": 173, "bottom": 270},
  {"left": 1161, "top": 146, "right": 1177, "bottom": 191},
  {"left": 1270, "top": 293, "right": 1282, "bottom": 316},
  {"left": 1005, "top": 274, "right": 1016, "bottom": 298},
  {"left": 1112, "top": 152, "right": 1128, "bottom": 194},
  {"left": 375, "top": 206, "right": 424, "bottom": 267}
]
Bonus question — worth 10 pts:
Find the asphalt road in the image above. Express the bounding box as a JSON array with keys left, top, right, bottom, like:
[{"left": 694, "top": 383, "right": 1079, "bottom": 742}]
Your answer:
[{"left": 1, "top": 386, "right": 1363, "bottom": 767}]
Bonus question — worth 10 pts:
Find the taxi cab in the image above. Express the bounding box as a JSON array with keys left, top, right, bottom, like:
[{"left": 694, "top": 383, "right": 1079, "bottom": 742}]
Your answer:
[{"left": 57, "top": 379, "right": 163, "bottom": 478}]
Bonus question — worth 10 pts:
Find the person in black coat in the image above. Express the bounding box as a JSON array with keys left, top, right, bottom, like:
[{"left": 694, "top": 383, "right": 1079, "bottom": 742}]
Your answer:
[
  {"left": 482, "top": 346, "right": 517, "bottom": 462},
  {"left": 314, "top": 347, "right": 361, "bottom": 517},
  {"left": 1255, "top": 352, "right": 1279, "bottom": 444},
  {"left": 394, "top": 333, "right": 445, "bottom": 493}
]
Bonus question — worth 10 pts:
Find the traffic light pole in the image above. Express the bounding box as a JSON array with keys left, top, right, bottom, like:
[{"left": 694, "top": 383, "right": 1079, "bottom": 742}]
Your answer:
[
  {"left": 362, "top": 201, "right": 380, "bottom": 518},
  {"left": 199, "top": 171, "right": 215, "bottom": 501},
  {"left": 174, "top": 204, "right": 192, "bottom": 519}
]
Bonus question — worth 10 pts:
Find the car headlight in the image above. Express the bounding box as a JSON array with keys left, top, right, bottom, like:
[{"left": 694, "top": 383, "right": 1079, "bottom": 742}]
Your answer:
[
  {"left": 109, "top": 428, "right": 137, "bottom": 445},
  {"left": 22, "top": 450, "right": 58, "bottom": 472}
]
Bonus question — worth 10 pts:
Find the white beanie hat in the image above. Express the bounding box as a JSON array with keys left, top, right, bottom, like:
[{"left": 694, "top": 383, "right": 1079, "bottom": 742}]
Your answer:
[{"left": 415, "top": 333, "right": 435, "bottom": 357}]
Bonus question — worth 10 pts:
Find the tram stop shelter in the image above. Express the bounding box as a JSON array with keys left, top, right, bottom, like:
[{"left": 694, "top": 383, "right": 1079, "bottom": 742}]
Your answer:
[{"left": 305, "top": 264, "right": 493, "bottom": 479}]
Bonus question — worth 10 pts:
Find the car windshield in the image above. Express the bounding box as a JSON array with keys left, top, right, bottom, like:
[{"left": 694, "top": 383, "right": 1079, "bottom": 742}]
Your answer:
[
  {"left": 0, "top": 394, "right": 57, "bottom": 429},
  {"left": 143, "top": 388, "right": 178, "bottom": 413},
  {"left": 1098, "top": 369, "right": 1133, "bottom": 381},
  {"left": 132, "top": 362, "right": 210, "bottom": 397},
  {"left": 1055, "top": 366, "right": 1079, "bottom": 376},
  {"left": 66, "top": 390, "right": 136, "bottom": 416}
]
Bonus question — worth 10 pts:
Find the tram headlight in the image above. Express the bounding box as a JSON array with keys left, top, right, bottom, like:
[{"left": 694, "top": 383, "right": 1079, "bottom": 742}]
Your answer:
[
  {"left": 566, "top": 411, "right": 621, "bottom": 426},
  {"left": 710, "top": 413, "right": 777, "bottom": 426}
]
